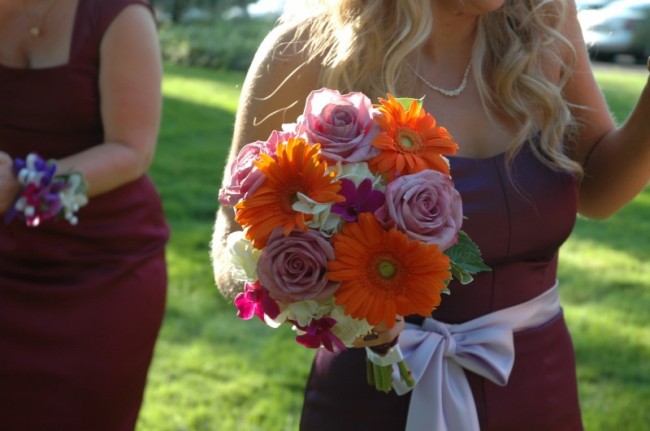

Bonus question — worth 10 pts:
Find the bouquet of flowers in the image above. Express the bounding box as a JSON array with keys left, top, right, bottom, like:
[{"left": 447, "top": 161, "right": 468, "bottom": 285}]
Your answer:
[{"left": 219, "top": 88, "right": 489, "bottom": 392}]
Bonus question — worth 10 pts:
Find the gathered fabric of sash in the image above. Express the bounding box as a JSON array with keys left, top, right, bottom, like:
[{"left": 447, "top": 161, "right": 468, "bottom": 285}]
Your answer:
[{"left": 381, "top": 282, "right": 561, "bottom": 431}]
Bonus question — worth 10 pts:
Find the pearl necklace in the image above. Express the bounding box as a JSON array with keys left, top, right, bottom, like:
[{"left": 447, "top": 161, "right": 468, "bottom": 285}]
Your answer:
[{"left": 407, "top": 62, "right": 472, "bottom": 98}]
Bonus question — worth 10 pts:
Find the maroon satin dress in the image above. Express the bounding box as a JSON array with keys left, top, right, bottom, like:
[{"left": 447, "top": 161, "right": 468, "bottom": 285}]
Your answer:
[
  {"left": 0, "top": 1, "right": 168, "bottom": 430},
  {"left": 300, "top": 142, "right": 584, "bottom": 430}
]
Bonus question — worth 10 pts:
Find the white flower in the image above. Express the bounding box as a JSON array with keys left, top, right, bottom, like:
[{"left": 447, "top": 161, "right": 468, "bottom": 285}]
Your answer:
[
  {"left": 330, "top": 305, "right": 373, "bottom": 346},
  {"left": 263, "top": 312, "right": 283, "bottom": 329},
  {"left": 275, "top": 299, "right": 371, "bottom": 346},
  {"left": 292, "top": 192, "right": 342, "bottom": 235},
  {"left": 282, "top": 122, "right": 298, "bottom": 133},
  {"left": 282, "top": 299, "right": 333, "bottom": 328},
  {"left": 272, "top": 298, "right": 335, "bottom": 328},
  {"left": 226, "top": 231, "right": 261, "bottom": 281},
  {"left": 17, "top": 153, "right": 53, "bottom": 186},
  {"left": 58, "top": 173, "right": 88, "bottom": 225}
]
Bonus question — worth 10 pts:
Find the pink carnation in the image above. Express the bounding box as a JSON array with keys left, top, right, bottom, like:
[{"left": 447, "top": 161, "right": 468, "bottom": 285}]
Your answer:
[
  {"left": 296, "top": 88, "right": 379, "bottom": 163},
  {"left": 375, "top": 170, "right": 463, "bottom": 251}
]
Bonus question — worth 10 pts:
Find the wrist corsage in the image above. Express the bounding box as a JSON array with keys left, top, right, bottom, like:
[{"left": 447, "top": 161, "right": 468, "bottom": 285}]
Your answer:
[{"left": 5, "top": 152, "right": 88, "bottom": 227}]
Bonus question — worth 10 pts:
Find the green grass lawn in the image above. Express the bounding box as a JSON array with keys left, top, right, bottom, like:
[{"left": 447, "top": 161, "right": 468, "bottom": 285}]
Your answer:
[{"left": 137, "top": 64, "right": 650, "bottom": 430}]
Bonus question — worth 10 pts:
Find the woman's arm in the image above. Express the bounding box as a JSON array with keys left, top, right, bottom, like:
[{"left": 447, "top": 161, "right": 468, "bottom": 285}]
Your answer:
[
  {"left": 56, "top": 4, "right": 162, "bottom": 197},
  {"left": 562, "top": 2, "right": 650, "bottom": 219},
  {"left": 211, "top": 24, "right": 322, "bottom": 298}
]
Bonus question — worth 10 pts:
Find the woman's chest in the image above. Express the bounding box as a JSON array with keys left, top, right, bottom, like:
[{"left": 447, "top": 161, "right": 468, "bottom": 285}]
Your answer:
[{"left": 420, "top": 87, "right": 517, "bottom": 159}]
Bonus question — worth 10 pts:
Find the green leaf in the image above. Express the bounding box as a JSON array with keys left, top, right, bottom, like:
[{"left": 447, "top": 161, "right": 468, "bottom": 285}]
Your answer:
[
  {"left": 394, "top": 97, "right": 423, "bottom": 111},
  {"left": 445, "top": 231, "right": 491, "bottom": 285},
  {"left": 449, "top": 261, "right": 475, "bottom": 285}
]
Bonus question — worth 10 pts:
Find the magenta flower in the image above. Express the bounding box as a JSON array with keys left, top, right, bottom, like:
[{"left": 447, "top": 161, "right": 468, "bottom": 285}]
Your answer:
[
  {"left": 296, "top": 88, "right": 379, "bottom": 163},
  {"left": 234, "top": 280, "right": 281, "bottom": 321},
  {"left": 331, "top": 178, "right": 385, "bottom": 222},
  {"left": 293, "top": 317, "right": 346, "bottom": 352}
]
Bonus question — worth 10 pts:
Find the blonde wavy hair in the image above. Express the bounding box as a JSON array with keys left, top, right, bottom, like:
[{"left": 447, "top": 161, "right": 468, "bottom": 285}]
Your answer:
[{"left": 279, "top": 0, "right": 582, "bottom": 174}]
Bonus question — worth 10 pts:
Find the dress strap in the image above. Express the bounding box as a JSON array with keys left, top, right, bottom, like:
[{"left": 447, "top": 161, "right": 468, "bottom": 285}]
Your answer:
[
  {"left": 95, "top": 0, "right": 153, "bottom": 39},
  {"left": 70, "top": 0, "right": 154, "bottom": 65}
]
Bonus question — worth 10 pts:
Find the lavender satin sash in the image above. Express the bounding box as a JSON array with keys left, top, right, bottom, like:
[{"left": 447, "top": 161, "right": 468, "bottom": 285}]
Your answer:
[{"left": 368, "top": 283, "right": 561, "bottom": 431}]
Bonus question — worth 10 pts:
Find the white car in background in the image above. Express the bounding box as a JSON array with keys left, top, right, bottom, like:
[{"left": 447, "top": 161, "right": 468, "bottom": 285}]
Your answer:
[
  {"left": 576, "top": 0, "right": 616, "bottom": 11},
  {"left": 579, "top": 0, "right": 650, "bottom": 61}
]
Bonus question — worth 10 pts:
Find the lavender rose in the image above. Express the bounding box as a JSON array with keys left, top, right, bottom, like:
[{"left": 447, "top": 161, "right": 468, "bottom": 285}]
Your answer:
[
  {"left": 218, "top": 130, "right": 293, "bottom": 206},
  {"left": 296, "top": 88, "right": 379, "bottom": 163},
  {"left": 257, "top": 228, "right": 339, "bottom": 303},
  {"left": 375, "top": 170, "right": 463, "bottom": 251}
]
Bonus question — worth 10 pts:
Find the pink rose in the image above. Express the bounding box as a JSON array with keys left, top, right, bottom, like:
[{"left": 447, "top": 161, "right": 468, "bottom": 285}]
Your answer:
[
  {"left": 257, "top": 228, "right": 338, "bottom": 303},
  {"left": 266, "top": 129, "right": 295, "bottom": 148},
  {"left": 219, "top": 130, "right": 293, "bottom": 206},
  {"left": 296, "top": 88, "right": 379, "bottom": 163},
  {"left": 375, "top": 170, "right": 463, "bottom": 251}
]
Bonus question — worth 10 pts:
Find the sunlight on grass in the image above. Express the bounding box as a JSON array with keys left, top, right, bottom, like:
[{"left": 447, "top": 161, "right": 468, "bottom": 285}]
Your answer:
[
  {"left": 562, "top": 239, "right": 649, "bottom": 280},
  {"left": 163, "top": 65, "right": 243, "bottom": 112},
  {"left": 564, "top": 302, "right": 650, "bottom": 347},
  {"left": 593, "top": 68, "right": 647, "bottom": 123},
  {"left": 563, "top": 300, "right": 650, "bottom": 429}
]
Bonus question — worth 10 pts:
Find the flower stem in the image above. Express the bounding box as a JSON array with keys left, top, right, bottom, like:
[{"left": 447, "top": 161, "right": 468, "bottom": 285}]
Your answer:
[
  {"left": 397, "top": 360, "right": 415, "bottom": 388},
  {"left": 381, "top": 365, "right": 393, "bottom": 392},
  {"left": 366, "top": 358, "right": 376, "bottom": 387}
]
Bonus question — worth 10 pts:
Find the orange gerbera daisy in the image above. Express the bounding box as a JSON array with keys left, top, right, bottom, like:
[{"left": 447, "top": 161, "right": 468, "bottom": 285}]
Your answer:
[
  {"left": 235, "top": 137, "right": 344, "bottom": 248},
  {"left": 369, "top": 94, "right": 459, "bottom": 179},
  {"left": 328, "top": 213, "right": 451, "bottom": 328}
]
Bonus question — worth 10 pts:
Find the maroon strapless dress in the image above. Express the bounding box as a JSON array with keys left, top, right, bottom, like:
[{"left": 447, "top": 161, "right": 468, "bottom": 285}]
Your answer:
[
  {"left": 0, "top": 1, "right": 168, "bottom": 430},
  {"left": 300, "top": 142, "right": 584, "bottom": 430}
]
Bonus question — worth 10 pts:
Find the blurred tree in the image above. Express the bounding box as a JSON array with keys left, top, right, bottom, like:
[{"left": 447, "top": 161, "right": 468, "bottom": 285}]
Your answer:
[{"left": 157, "top": 0, "right": 258, "bottom": 23}]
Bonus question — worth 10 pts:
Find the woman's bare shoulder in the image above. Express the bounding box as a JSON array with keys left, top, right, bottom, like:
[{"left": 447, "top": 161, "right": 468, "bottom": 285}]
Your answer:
[{"left": 234, "top": 22, "right": 323, "bottom": 145}]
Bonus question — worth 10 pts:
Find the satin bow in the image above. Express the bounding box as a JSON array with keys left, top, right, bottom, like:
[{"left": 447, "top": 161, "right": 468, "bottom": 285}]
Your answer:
[{"left": 393, "top": 284, "right": 561, "bottom": 431}]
